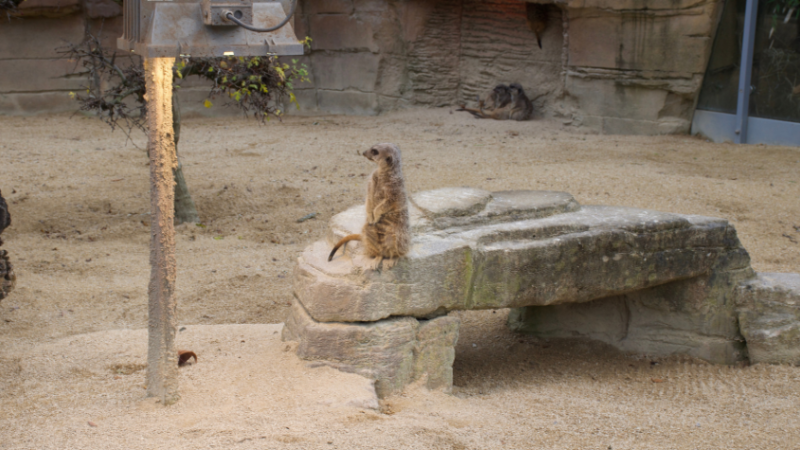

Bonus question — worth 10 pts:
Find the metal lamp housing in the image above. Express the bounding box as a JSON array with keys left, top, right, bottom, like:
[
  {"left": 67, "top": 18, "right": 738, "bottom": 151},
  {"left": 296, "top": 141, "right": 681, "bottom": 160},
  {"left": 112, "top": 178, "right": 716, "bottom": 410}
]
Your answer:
[{"left": 117, "top": 0, "right": 304, "bottom": 57}]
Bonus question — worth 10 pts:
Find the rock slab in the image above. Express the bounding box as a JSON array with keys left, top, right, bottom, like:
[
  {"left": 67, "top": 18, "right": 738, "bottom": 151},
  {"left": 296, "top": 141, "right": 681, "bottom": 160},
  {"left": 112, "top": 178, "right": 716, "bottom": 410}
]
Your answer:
[
  {"left": 285, "top": 187, "right": 799, "bottom": 397},
  {"left": 282, "top": 299, "right": 459, "bottom": 398},
  {"left": 736, "top": 273, "right": 800, "bottom": 365},
  {"left": 300, "top": 189, "right": 750, "bottom": 325}
]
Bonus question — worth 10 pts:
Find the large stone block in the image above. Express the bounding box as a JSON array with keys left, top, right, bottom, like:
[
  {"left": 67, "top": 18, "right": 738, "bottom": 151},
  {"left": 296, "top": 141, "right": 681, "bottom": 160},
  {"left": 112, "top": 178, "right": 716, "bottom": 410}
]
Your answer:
[
  {"left": 15, "top": 0, "right": 80, "bottom": 17},
  {"left": 0, "top": 91, "right": 77, "bottom": 115},
  {"left": 316, "top": 90, "right": 378, "bottom": 115},
  {"left": 736, "top": 273, "right": 800, "bottom": 365},
  {"left": 309, "top": 15, "right": 378, "bottom": 52},
  {"left": 288, "top": 187, "right": 799, "bottom": 394},
  {"left": 83, "top": 0, "right": 121, "bottom": 18},
  {"left": 304, "top": 0, "right": 353, "bottom": 15},
  {"left": 508, "top": 252, "right": 755, "bottom": 365},
  {"left": 297, "top": 189, "right": 749, "bottom": 324},
  {"left": 311, "top": 52, "right": 380, "bottom": 91},
  {"left": 0, "top": 59, "right": 82, "bottom": 93},
  {"left": 0, "top": 15, "right": 84, "bottom": 59},
  {"left": 566, "top": 76, "right": 668, "bottom": 121},
  {"left": 567, "top": 5, "right": 717, "bottom": 74},
  {"left": 282, "top": 298, "right": 460, "bottom": 397}
]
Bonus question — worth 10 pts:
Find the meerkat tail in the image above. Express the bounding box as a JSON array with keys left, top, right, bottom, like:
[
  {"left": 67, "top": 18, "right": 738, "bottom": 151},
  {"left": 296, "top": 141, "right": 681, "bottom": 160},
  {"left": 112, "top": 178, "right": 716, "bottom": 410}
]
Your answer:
[{"left": 328, "top": 234, "right": 362, "bottom": 261}]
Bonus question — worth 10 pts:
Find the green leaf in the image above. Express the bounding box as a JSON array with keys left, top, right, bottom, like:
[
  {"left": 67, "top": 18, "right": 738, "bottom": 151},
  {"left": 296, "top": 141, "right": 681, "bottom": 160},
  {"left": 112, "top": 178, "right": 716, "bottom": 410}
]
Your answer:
[
  {"left": 213, "top": 235, "right": 224, "bottom": 240},
  {"left": 208, "top": 67, "right": 214, "bottom": 72},
  {"left": 204, "top": 99, "right": 213, "bottom": 108}
]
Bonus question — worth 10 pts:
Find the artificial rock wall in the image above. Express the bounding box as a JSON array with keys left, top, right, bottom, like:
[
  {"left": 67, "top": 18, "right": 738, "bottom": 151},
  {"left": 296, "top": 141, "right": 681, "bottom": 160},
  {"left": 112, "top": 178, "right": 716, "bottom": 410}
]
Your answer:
[
  {"left": 293, "top": 0, "right": 724, "bottom": 134},
  {"left": 2, "top": 0, "right": 723, "bottom": 135}
]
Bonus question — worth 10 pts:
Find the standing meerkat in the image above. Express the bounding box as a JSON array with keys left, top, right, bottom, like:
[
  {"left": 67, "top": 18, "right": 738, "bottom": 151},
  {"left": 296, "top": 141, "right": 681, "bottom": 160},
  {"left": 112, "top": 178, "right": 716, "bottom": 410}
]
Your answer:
[
  {"left": 526, "top": 3, "right": 549, "bottom": 49},
  {"left": 328, "top": 143, "right": 410, "bottom": 270}
]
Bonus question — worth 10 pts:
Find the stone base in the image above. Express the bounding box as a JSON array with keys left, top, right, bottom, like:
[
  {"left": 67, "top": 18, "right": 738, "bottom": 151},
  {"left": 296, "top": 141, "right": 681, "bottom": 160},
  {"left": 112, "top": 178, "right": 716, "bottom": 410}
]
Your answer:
[
  {"left": 282, "top": 299, "right": 459, "bottom": 398},
  {"left": 736, "top": 273, "right": 800, "bottom": 365}
]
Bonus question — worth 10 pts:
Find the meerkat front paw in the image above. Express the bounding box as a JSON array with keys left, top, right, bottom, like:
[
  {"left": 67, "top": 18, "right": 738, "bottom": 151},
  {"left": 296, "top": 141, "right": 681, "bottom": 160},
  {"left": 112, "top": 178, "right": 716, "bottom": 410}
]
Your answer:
[
  {"left": 381, "top": 258, "right": 397, "bottom": 270},
  {"left": 367, "top": 257, "right": 384, "bottom": 271}
]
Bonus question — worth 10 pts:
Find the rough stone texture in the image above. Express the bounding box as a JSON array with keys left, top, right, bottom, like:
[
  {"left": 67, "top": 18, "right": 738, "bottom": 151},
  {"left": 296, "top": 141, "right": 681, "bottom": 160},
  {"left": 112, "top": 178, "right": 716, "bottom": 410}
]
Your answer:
[
  {"left": 507, "top": 250, "right": 755, "bottom": 364},
  {"left": 0, "top": 16, "right": 123, "bottom": 115},
  {"left": 2, "top": 0, "right": 723, "bottom": 135},
  {"left": 301, "top": 189, "right": 749, "bottom": 326},
  {"left": 282, "top": 299, "right": 460, "bottom": 397},
  {"left": 285, "top": 187, "right": 800, "bottom": 395},
  {"left": 83, "top": 0, "right": 122, "bottom": 19},
  {"left": 736, "top": 273, "right": 800, "bottom": 365},
  {"left": 15, "top": 0, "right": 81, "bottom": 17},
  {"left": 285, "top": 0, "right": 722, "bottom": 133}
]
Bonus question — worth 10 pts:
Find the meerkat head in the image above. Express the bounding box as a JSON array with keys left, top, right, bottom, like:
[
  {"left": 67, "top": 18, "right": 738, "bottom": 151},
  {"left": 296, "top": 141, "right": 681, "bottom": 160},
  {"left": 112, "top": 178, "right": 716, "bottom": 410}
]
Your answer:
[
  {"left": 509, "top": 83, "right": 526, "bottom": 96},
  {"left": 363, "top": 143, "right": 401, "bottom": 168},
  {"left": 493, "top": 84, "right": 509, "bottom": 94}
]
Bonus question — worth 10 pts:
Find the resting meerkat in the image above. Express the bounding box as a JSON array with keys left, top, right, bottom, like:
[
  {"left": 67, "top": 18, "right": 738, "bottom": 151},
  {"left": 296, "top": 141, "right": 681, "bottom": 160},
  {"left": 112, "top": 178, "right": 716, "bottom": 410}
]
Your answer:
[
  {"left": 328, "top": 143, "right": 410, "bottom": 270},
  {"left": 459, "top": 83, "right": 533, "bottom": 121},
  {"left": 479, "top": 84, "right": 512, "bottom": 111}
]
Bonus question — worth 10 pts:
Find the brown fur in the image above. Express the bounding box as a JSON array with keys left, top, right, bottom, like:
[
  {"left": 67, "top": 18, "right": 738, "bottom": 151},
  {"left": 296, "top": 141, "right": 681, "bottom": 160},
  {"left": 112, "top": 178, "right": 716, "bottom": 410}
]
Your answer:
[
  {"left": 459, "top": 83, "right": 533, "bottom": 121},
  {"left": 328, "top": 143, "right": 410, "bottom": 270},
  {"left": 526, "top": 3, "right": 549, "bottom": 49},
  {"left": 478, "top": 84, "right": 512, "bottom": 111}
]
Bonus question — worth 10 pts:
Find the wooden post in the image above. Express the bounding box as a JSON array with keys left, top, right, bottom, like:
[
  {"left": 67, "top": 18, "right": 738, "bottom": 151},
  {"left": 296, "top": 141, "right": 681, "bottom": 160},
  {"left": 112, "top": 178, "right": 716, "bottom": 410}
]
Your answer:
[{"left": 143, "top": 57, "right": 179, "bottom": 405}]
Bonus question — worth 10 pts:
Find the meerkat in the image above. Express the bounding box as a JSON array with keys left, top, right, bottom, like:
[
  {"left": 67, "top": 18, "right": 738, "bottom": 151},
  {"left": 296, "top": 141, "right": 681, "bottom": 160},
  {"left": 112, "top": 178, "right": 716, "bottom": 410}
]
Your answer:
[
  {"left": 526, "top": 3, "right": 549, "bottom": 49},
  {"left": 478, "top": 84, "right": 512, "bottom": 111},
  {"left": 458, "top": 83, "right": 533, "bottom": 121},
  {"left": 328, "top": 143, "right": 410, "bottom": 270}
]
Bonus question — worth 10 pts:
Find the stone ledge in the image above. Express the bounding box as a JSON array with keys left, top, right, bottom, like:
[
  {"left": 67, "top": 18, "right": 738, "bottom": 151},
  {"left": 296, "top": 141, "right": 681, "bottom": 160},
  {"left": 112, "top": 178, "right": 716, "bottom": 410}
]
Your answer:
[{"left": 300, "top": 190, "right": 749, "bottom": 323}]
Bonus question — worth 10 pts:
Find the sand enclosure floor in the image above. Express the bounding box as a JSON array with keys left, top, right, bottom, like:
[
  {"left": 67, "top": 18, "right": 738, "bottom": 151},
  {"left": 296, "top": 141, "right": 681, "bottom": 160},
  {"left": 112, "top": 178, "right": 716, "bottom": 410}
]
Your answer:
[{"left": 0, "top": 109, "right": 799, "bottom": 449}]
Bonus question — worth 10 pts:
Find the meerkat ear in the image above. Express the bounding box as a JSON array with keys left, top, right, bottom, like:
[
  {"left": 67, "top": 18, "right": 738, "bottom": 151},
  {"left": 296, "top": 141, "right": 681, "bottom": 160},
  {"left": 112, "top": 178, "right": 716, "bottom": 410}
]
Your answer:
[{"left": 385, "top": 156, "right": 393, "bottom": 165}]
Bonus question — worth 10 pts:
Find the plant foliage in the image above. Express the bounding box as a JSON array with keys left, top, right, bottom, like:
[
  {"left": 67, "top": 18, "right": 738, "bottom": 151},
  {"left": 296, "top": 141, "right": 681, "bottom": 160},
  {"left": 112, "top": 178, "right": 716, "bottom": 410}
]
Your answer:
[{"left": 58, "top": 34, "right": 311, "bottom": 135}]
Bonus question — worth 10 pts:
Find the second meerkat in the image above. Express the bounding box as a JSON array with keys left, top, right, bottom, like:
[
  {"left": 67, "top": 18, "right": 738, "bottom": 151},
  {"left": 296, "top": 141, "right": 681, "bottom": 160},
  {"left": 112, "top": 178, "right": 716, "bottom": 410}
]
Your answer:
[{"left": 328, "top": 143, "right": 410, "bottom": 270}]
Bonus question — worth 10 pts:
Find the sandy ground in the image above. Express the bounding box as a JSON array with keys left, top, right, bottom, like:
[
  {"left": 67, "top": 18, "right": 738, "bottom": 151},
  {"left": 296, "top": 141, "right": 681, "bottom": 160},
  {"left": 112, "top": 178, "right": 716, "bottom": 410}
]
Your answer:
[{"left": 0, "top": 109, "right": 799, "bottom": 449}]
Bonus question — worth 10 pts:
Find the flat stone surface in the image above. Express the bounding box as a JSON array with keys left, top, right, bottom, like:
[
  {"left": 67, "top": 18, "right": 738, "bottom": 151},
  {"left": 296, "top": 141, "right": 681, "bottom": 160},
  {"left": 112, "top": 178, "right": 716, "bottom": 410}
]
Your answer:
[
  {"left": 300, "top": 189, "right": 747, "bottom": 323},
  {"left": 736, "top": 273, "right": 800, "bottom": 365}
]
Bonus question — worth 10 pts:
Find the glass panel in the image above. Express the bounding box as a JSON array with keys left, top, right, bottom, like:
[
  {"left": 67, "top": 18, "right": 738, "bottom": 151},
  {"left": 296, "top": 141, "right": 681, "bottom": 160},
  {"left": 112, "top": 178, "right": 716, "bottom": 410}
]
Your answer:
[
  {"left": 749, "top": 1, "right": 800, "bottom": 123},
  {"left": 696, "top": 0, "right": 747, "bottom": 114}
]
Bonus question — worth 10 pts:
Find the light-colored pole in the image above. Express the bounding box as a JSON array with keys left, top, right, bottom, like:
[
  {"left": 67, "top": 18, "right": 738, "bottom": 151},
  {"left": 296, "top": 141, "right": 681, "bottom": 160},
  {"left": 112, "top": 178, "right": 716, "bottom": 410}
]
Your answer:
[{"left": 143, "top": 57, "right": 179, "bottom": 405}]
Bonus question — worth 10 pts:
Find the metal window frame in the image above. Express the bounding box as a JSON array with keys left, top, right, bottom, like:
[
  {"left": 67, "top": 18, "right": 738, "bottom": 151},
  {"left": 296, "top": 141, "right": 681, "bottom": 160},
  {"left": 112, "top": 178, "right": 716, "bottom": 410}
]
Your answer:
[{"left": 692, "top": 0, "right": 800, "bottom": 146}]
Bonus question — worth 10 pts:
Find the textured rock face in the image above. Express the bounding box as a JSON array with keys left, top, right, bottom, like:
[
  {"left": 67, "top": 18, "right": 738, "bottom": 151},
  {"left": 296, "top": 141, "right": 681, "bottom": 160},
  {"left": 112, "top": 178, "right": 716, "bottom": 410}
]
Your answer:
[
  {"left": 299, "top": 189, "right": 750, "bottom": 325},
  {"left": 282, "top": 299, "right": 459, "bottom": 398},
  {"left": 282, "top": 188, "right": 800, "bottom": 397},
  {"left": 736, "top": 273, "right": 800, "bottom": 365},
  {"left": 5, "top": 0, "right": 721, "bottom": 134},
  {"left": 289, "top": 0, "right": 722, "bottom": 134}
]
